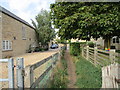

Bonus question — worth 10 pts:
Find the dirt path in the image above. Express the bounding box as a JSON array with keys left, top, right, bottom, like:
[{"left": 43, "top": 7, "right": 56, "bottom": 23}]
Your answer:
[{"left": 64, "top": 50, "right": 77, "bottom": 88}]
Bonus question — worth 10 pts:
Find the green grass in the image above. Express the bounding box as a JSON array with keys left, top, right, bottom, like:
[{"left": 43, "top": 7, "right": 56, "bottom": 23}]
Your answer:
[
  {"left": 50, "top": 68, "right": 68, "bottom": 88},
  {"left": 75, "top": 56, "right": 102, "bottom": 88},
  {"left": 49, "top": 51, "right": 68, "bottom": 88}
]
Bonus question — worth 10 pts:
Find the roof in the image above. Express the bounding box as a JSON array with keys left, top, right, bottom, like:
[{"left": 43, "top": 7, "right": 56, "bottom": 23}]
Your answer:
[{"left": 0, "top": 6, "right": 35, "bottom": 29}]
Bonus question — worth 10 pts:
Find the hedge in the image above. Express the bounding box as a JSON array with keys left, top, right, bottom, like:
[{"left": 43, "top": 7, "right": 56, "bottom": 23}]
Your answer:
[{"left": 70, "top": 42, "right": 81, "bottom": 56}]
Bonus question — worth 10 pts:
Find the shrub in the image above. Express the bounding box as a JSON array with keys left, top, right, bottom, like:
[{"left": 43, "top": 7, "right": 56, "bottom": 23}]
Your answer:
[
  {"left": 56, "top": 39, "right": 67, "bottom": 44},
  {"left": 87, "top": 41, "right": 95, "bottom": 48},
  {"left": 70, "top": 42, "right": 81, "bottom": 56},
  {"left": 34, "top": 47, "right": 42, "bottom": 52},
  {"left": 26, "top": 44, "right": 32, "bottom": 53}
]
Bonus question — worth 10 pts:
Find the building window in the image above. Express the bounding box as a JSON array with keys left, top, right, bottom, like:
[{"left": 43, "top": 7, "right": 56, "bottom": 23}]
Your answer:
[
  {"left": 2, "top": 40, "right": 12, "bottom": 51},
  {"left": 22, "top": 25, "right": 26, "bottom": 40},
  {"left": 116, "top": 37, "right": 119, "bottom": 43},
  {"left": 113, "top": 38, "right": 116, "bottom": 43}
]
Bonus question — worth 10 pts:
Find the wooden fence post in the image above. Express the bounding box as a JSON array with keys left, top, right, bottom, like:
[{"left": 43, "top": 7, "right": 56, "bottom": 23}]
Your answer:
[
  {"left": 30, "top": 66, "right": 34, "bottom": 87},
  {"left": 94, "top": 47, "right": 97, "bottom": 66},
  {"left": 109, "top": 49, "right": 115, "bottom": 64},
  {"left": 82, "top": 47, "right": 84, "bottom": 57},
  {"left": 24, "top": 65, "right": 31, "bottom": 88},
  {"left": 86, "top": 46, "right": 89, "bottom": 60}
]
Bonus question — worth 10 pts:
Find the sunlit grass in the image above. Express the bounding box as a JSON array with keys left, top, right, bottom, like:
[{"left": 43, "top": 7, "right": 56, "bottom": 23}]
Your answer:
[{"left": 75, "top": 56, "right": 102, "bottom": 88}]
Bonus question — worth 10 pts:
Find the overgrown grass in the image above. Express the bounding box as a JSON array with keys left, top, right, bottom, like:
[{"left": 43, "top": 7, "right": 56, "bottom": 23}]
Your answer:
[
  {"left": 50, "top": 68, "right": 68, "bottom": 88},
  {"left": 49, "top": 49, "right": 68, "bottom": 88},
  {"left": 75, "top": 56, "right": 102, "bottom": 88}
]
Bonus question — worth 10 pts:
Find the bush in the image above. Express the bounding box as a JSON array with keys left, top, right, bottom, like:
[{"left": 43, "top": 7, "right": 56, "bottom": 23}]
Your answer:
[
  {"left": 87, "top": 41, "right": 95, "bottom": 48},
  {"left": 26, "top": 44, "right": 32, "bottom": 53},
  {"left": 56, "top": 39, "right": 67, "bottom": 44},
  {"left": 34, "top": 47, "right": 42, "bottom": 52},
  {"left": 70, "top": 42, "right": 81, "bottom": 56}
]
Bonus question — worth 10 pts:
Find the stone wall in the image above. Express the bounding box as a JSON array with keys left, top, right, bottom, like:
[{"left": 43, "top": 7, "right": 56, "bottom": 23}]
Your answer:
[
  {"left": 0, "top": 10, "right": 2, "bottom": 59},
  {"left": 2, "top": 13, "right": 37, "bottom": 58}
]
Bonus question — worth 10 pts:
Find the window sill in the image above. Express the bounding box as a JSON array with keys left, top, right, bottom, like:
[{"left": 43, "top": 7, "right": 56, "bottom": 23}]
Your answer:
[
  {"left": 22, "top": 38, "right": 26, "bottom": 40},
  {"left": 2, "top": 50, "right": 13, "bottom": 52}
]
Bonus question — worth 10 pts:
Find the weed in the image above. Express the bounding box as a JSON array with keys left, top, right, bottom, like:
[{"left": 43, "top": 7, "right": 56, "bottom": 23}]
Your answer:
[{"left": 49, "top": 48, "right": 68, "bottom": 88}]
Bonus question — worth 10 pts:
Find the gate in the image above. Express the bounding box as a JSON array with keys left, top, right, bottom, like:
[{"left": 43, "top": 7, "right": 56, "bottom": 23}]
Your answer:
[
  {"left": 0, "top": 58, "right": 24, "bottom": 89},
  {"left": 0, "top": 46, "right": 66, "bottom": 89},
  {"left": 0, "top": 58, "right": 14, "bottom": 88}
]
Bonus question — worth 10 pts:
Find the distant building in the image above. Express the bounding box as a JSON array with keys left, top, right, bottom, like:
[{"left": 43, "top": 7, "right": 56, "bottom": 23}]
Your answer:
[
  {"left": 111, "top": 36, "right": 120, "bottom": 50},
  {"left": 91, "top": 36, "right": 120, "bottom": 50},
  {"left": 0, "top": 6, "right": 37, "bottom": 59}
]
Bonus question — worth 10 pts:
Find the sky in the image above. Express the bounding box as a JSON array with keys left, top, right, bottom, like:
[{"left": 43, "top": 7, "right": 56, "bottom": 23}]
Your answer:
[{"left": 0, "top": 0, "right": 55, "bottom": 25}]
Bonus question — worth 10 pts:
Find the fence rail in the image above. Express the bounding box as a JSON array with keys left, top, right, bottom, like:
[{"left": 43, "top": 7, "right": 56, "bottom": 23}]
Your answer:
[
  {"left": 24, "top": 46, "right": 66, "bottom": 88},
  {"left": 29, "top": 52, "right": 59, "bottom": 88},
  {"left": 0, "top": 45, "right": 66, "bottom": 89},
  {"left": 82, "top": 46, "right": 120, "bottom": 67}
]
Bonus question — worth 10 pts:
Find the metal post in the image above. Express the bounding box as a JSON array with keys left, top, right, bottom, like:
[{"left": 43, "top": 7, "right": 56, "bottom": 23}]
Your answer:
[
  {"left": 16, "top": 58, "right": 24, "bottom": 89},
  {"left": 8, "top": 58, "right": 14, "bottom": 88}
]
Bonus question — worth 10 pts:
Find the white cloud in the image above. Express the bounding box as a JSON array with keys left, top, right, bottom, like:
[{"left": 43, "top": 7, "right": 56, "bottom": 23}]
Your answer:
[{"left": 1, "top": 0, "right": 55, "bottom": 25}]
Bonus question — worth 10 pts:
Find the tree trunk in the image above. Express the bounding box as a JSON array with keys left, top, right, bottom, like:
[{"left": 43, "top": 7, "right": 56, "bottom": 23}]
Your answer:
[{"left": 104, "top": 37, "right": 111, "bottom": 49}]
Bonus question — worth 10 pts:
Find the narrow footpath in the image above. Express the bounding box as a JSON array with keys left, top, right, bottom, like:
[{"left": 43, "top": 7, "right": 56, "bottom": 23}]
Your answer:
[{"left": 64, "top": 50, "right": 77, "bottom": 88}]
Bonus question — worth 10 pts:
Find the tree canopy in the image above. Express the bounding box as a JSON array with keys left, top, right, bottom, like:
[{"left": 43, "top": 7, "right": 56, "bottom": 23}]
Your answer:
[
  {"left": 32, "top": 9, "right": 56, "bottom": 47},
  {"left": 50, "top": 2, "right": 120, "bottom": 41}
]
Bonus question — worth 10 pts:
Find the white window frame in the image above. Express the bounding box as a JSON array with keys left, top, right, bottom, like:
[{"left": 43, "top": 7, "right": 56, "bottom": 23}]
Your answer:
[
  {"left": 2, "top": 40, "right": 12, "bottom": 51},
  {"left": 112, "top": 36, "right": 120, "bottom": 44},
  {"left": 22, "top": 25, "right": 26, "bottom": 40},
  {"left": 112, "top": 37, "right": 116, "bottom": 44}
]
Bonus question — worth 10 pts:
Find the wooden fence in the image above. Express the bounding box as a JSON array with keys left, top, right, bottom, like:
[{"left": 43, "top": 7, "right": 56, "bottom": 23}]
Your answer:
[
  {"left": 102, "top": 63, "right": 120, "bottom": 88},
  {"left": 24, "top": 46, "right": 66, "bottom": 88},
  {"left": 24, "top": 52, "right": 59, "bottom": 88},
  {"left": 82, "top": 46, "right": 120, "bottom": 67},
  {"left": 82, "top": 46, "right": 120, "bottom": 88}
]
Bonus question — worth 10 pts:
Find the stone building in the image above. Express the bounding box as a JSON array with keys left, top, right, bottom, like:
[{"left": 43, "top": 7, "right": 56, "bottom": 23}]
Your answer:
[{"left": 0, "top": 6, "right": 37, "bottom": 59}]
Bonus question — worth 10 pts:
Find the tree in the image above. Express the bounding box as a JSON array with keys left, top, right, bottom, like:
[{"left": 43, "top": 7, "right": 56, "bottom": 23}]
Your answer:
[
  {"left": 32, "top": 9, "right": 56, "bottom": 48},
  {"left": 50, "top": 2, "right": 120, "bottom": 48}
]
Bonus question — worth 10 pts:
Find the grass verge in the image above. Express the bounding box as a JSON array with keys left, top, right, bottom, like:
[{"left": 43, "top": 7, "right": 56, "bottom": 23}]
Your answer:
[
  {"left": 74, "top": 56, "right": 102, "bottom": 88},
  {"left": 49, "top": 52, "right": 68, "bottom": 88}
]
